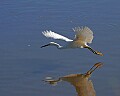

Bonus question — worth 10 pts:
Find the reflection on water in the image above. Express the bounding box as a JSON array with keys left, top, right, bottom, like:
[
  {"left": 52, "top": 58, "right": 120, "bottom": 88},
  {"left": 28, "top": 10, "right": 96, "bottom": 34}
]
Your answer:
[
  {"left": 1, "top": 0, "right": 120, "bottom": 96},
  {"left": 44, "top": 62, "right": 103, "bottom": 96}
]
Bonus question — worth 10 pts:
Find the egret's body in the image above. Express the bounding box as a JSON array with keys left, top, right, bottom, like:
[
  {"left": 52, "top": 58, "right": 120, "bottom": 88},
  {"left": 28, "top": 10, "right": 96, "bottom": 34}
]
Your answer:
[{"left": 41, "top": 26, "right": 103, "bottom": 56}]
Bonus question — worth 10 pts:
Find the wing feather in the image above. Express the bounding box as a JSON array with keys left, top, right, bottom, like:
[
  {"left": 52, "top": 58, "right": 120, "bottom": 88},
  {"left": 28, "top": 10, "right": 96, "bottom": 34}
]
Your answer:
[
  {"left": 73, "top": 26, "right": 94, "bottom": 43},
  {"left": 42, "top": 30, "right": 73, "bottom": 42}
]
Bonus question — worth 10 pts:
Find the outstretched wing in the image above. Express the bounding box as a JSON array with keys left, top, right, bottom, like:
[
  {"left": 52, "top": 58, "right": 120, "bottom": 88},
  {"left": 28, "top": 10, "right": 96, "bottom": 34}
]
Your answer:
[
  {"left": 73, "top": 26, "right": 94, "bottom": 43},
  {"left": 42, "top": 30, "right": 73, "bottom": 42}
]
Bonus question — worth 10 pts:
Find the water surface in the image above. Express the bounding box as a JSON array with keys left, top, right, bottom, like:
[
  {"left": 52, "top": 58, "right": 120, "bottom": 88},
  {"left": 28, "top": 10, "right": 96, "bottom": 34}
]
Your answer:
[{"left": 0, "top": 0, "right": 120, "bottom": 96}]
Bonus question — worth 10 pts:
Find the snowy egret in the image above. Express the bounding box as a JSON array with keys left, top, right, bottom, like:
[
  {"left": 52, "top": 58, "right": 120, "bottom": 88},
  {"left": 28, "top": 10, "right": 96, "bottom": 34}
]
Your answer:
[{"left": 41, "top": 26, "right": 103, "bottom": 56}]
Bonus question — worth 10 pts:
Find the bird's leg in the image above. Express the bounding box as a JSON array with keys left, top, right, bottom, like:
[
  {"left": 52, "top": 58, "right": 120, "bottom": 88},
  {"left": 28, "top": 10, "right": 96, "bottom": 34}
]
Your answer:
[
  {"left": 84, "top": 46, "right": 103, "bottom": 56},
  {"left": 85, "top": 62, "right": 103, "bottom": 77},
  {"left": 84, "top": 46, "right": 97, "bottom": 54},
  {"left": 41, "top": 43, "right": 50, "bottom": 48}
]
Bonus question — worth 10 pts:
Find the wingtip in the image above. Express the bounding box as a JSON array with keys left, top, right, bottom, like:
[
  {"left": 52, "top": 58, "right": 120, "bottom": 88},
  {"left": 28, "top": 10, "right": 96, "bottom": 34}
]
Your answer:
[
  {"left": 72, "top": 28, "right": 75, "bottom": 31},
  {"left": 42, "top": 31, "right": 45, "bottom": 34},
  {"left": 42, "top": 30, "right": 53, "bottom": 33}
]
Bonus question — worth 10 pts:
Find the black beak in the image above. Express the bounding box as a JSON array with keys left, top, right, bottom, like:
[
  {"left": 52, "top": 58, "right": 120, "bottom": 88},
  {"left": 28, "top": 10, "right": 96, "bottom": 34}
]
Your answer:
[{"left": 41, "top": 44, "right": 50, "bottom": 48}]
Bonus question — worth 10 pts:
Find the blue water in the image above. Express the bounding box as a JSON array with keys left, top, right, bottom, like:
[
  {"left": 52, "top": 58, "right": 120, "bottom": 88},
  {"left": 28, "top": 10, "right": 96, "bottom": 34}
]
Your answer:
[{"left": 0, "top": 0, "right": 120, "bottom": 96}]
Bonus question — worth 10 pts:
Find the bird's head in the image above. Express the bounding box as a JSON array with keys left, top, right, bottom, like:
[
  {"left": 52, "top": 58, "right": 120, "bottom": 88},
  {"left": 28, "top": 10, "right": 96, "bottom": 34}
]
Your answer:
[
  {"left": 41, "top": 42, "right": 58, "bottom": 48},
  {"left": 49, "top": 42, "right": 58, "bottom": 45},
  {"left": 41, "top": 42, "right": 62, "bottom": 49},
  {"left": 49, "top": 42, "right": 62, "bottom": 48}
]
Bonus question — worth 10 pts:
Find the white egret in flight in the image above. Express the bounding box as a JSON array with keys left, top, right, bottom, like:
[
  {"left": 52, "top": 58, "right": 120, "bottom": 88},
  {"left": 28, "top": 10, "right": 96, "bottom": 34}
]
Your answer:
[{"left": 41, "top": 26, "right": 103, "bottom": 56}]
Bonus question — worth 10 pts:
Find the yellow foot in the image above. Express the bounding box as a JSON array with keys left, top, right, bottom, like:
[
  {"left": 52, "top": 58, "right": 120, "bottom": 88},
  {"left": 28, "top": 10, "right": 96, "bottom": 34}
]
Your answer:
[{"left": 96, "top": 51, "right": 103, "bottom": 56}]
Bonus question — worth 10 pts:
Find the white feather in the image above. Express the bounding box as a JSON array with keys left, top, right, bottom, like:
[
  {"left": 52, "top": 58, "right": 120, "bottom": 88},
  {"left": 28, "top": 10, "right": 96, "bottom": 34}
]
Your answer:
[
  {"left": 41, "top": 27, "right": 103, "bottom": 56},
  {"left": 42, "top": 30, "right": 73, "bottom": 42},
  {"left": 73, "top": 26, "right": 94, "bottom": 43}
]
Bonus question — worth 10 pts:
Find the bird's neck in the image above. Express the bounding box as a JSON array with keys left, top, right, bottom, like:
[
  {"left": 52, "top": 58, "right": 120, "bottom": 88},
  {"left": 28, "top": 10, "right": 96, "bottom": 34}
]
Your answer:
[
  {"left": 57, "top": 45, "right": 63, "bottom": 49},
  {"left": 52, "top": 43, "right": 63, "bottom": 49}
]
